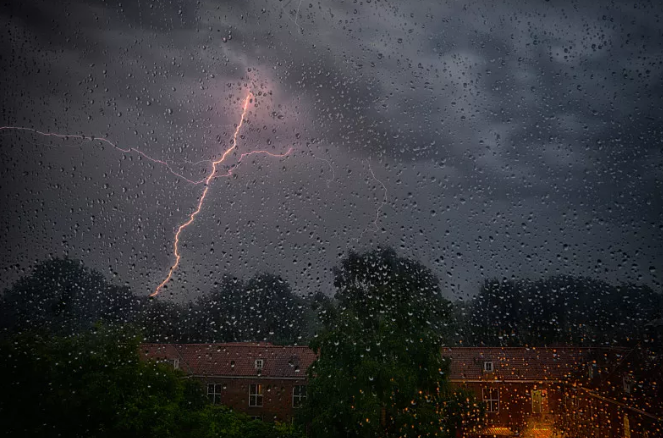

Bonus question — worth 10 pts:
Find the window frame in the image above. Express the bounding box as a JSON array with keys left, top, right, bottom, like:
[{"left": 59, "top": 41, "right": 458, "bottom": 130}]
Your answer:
[
  {"left": 532, "top": 389, "right": 548, "bottom": 414},
  {"left": 207, "top": 383, "right": 222, "bottom": 404},
  {"left": 249, "top": 383, "right": 264, "bottom": 407},
  {"left": 482, "top": 387, "right": 499, "bottom": 413},
  {"left": 623, "top": 374, "right": 634, "bottom": 394},
  {"left": 483, "top": 361, "right": 494, "bottom": 372},
  {"left": 292, "top": 384, "right": 307, "bottom": 408},
  {"left": 255, "top": 358, "right": 264, "bottom": 371}
]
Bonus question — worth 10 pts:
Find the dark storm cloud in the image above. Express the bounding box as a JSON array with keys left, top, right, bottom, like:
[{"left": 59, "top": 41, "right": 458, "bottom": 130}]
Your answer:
[{"left": 1, "top": 0, "right": 661, "bottom": 299}]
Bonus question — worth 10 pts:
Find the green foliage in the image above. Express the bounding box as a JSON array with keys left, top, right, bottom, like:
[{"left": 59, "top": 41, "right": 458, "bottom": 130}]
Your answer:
[
  {"left": 176, "top": 405, "right": 304, "bottom": 438},
  {"left": 440, "top": 388, "right": 485, "bottom": 437},
  {"left": 297, "top": 248, "right": 478, "bottom": 437},
  {"left": 469, "top": 276, "right": 663, "bottom": 346},
  {"left": 0, "top": 257, "right": 138, "bottom": 335},
  {"left": 0, "top": 258, "right": 309, "bottom": 345},
  {"left": 0, "top": 325, "right": 304, "bottom": 438},
  {"left": 145, "top": 272, "right": 307, "bottom": 344}
]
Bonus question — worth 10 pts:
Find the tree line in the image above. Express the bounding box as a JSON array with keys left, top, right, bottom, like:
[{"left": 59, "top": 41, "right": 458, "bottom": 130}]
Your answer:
[
  {"left": 0, "top": 247, "right": 661, "bottom": 437},
  {"left": 1, "top": 251, "right": 659, "bottom": 347}
]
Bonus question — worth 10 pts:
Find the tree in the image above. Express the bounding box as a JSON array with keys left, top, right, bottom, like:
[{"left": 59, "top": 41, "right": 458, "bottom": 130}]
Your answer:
[
  {"left": 240, "top": 273, "right": 305, "bottom": 344},
  {"left": 298, "top": 248, "right": 479, "bottom": 437},
  {"left": 468, "top": 279, "right": 523, "bottom": 346},
  {"left": 0, "top": 257, "right": 139, "bottom": 336},
  {"left": 191, "top": 272, "right": 305, "bottom": 344},
  {"left": 468, "top": 275, "right": 662, "bottom": 347},
  {"left": 191, "top": 274, "right": 246, "bottom": 343},
  {"left": 0, "top": 325, "right": 305, "bottom": 438},
  {"left": 0, "top": 325, "right": 196, "bottom": 437}
]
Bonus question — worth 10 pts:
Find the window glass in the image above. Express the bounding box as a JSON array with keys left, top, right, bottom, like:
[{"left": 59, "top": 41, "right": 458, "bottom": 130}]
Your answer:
[
  {"left": 249, "top": 384, "right": 263, "bottom": 407},
  {"left": 292, "top": 385, "right": 307, "bottom": 408},
  {"left": 483, "top": 388, "right": 499, "bottom": 413},
  {"left": 1, "top": 0, "right": 660, "bottom": 437},
  {"left": 207, "top": 383, "right": 222, "bottom": 405}
]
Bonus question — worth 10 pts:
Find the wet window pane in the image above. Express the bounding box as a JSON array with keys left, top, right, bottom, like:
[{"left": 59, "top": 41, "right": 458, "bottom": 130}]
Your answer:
[{"left": 1, "top": 0, "right": 660, "bottom": 437}]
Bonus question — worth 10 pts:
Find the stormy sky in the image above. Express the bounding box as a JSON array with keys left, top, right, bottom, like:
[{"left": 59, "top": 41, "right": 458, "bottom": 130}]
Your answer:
[{"left": 1, "top": 0, "right": 661, "bottom": 300}]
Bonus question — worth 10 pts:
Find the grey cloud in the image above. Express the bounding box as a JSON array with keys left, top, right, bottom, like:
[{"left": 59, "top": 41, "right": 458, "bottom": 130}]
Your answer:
[{"left": 1, "top": 0, "right": 661, "bottom": 300}]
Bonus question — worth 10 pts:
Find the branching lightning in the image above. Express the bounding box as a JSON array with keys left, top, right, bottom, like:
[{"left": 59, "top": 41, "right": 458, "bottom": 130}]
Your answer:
[
  {"left": 348, "top": 159, "right": 388, "bottom": 247},
  {"left": 315, "top": 156, "right": 335, "bottom": 187},
  {"left": 151, "top": 91, "right": 293, "bottom": 297},
  {"left": 280, "top": 0, "right": 303, "bottom": 31},
  {"left": 0, "top": 126, "right": 211, "bottom": 185},
  {"left": 368, "top": 160, "right": 388, "bottom": 231},
  {"left": 1, "top": 90, "right": 294, "bottom": 298}
]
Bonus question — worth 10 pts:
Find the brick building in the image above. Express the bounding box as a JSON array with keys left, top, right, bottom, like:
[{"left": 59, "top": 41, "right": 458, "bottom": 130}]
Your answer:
[
  {"left": 141, "top": 343, "right": 662, "bottom": 436},
  {"left": 557, "top": 346, "right": 663, "bottom": 438},
  {"left": 140, "top": 342, "right": 316, "bottom": 422},
  {"left": 442, "top": 347, "right": 597, "bottom": 436},
  {"left": 442, "top": 347, "right": 663, "bottom": 438}
]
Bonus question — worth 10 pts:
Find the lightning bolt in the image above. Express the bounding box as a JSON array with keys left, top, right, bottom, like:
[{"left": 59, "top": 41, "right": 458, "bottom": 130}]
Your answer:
[
  {"left": 348, "top": 159, "right": 388, "bottom": 247},
  {"left": 367, "top": 160, "right": 388, "bottom": 231},
  {"left": 0, "top": 126, "right": 212, "bottom": 185},
  {"left": 1, "top": 89, "right": 293, "bottom": 298},
  {"left": 315, "top": 156, "right": 335, "bottom": 188},
  {"left": 279, "top": 0, "right": 303, "bottom": 32},
  {"left": 151, "top": 91, "right": 293, "bottom": 297}
]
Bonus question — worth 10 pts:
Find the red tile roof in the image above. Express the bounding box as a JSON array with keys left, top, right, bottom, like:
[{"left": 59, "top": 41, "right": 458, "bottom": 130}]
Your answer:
[
  {"left": 140, "top": 343, "right": 316, "bottom": 379},
  {"left": 442, "top": 347, "right": 600, "bottom": 382}
]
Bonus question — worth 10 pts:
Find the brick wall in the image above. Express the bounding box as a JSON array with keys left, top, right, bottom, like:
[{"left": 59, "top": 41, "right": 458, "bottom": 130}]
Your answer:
[
  {"left": 450, "top": 381, "right": 564, "bottom": 434},
  {"left": 203, "top": 376, "right": 307, "bottom": 422}
]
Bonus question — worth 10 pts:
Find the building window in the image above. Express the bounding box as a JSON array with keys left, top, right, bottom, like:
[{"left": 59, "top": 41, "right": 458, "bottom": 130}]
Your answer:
[
  {"left": 483, "top": 361, "right": 494, "bottom": 372},
  {"left": 623, "top": 375, "right": 634, "bottom": 394},
  {"left": 482, "top": 387, "right": 499, "bottom": 412},
  {"left": 207, "top": 383, "right": 222, "bottom": 404},
  {"left": 532, "top": 389, "right": 549, "bottom": 414},
  {"left": 160, "top": 358, "right": 180, "bottom": 369},
  {"left": 623, "top": 414, "right": 631, "bottom": 438},
  {"left": 249, "top": 384, "right": 263, "bottom": 407},
  {"left": 292, "top": 385, "right": 307, "bottom": 408},
  {"left": 255, "top": 359, "right": 264, "bottom": 371}
]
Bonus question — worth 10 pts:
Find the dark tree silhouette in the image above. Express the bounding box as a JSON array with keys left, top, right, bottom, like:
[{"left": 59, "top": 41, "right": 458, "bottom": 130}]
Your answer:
[
  {"left": 0, "top": 257, "right": 139, "bottom": 335},
  {"left": 299, "top": 248, "right": 480, "bottom": 438},
  {"left": 469, "top": 275, "right": 662, "bottom": 346}
]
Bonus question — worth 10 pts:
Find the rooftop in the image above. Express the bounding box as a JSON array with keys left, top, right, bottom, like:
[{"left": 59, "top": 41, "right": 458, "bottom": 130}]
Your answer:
[{"left": 141, "top": 342, "right": 316, "bottom": 379}]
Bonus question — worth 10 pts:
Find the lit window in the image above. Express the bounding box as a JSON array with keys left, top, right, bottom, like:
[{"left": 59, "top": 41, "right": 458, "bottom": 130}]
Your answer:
[
  {"left": 292, "top": 385, "right": 307, "bottom": 408},
  {"left": 249, "top": 384, "right": 263, "bottom": 407},
  {"left": 483, "top": 361, "right": 494, "bottom": 372},
  {"left": 624, "top": 414, "right": 631, "bottom": 438},
  {"left": 483, "top": 387, "right": 499, "bottom": 412},
  {"left": 255, "top": 359, "right": 264, "bottom": 371},
  {"left": 207, "top": 383, "right": 222, "bottom": 404}
]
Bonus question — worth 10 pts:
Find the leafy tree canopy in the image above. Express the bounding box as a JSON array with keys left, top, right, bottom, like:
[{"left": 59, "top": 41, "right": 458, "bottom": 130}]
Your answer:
[
  {"left": 298, "top": 248, "right": 481, "bottom": 438},
  {"left": 0, "top": 257, "right": 139, "bottom": 335},
  {"left": 0, "top": 325, "right": 304, "bottom": 438},
  {"left": 469, "top": 275, "right": 663, "bottom": 347}
]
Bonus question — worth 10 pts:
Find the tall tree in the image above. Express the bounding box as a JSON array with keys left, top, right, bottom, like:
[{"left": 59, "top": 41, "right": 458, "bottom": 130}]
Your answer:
[
  {"left": 0, "top": 257, "right": 139, "bottom": 336},
  {"left": 0, "top": 325, "right": 305, "bottom": 438},
  {"left": 240, "top": 273, "right": 305, "bottom": 344},
  {"left": 469, "top": 275, "right": 662, "bottom": 346},
  {"left": 189, "top": 274, "right": 245, "bottom": 343},
  {"left": 299, "top": 248, "right": 479, "bottom": 437},
  {"left": 190, "top": 272, "right": 306, "bottom": 344}
]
